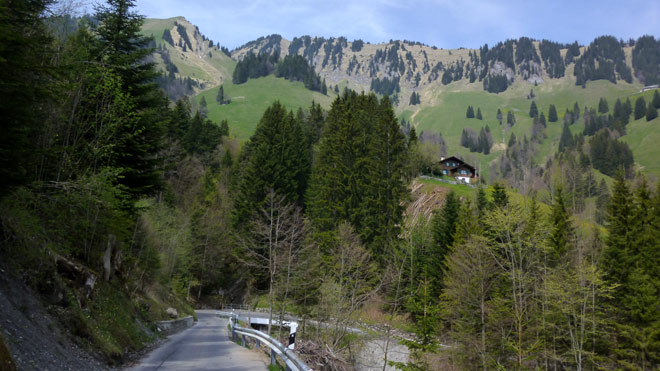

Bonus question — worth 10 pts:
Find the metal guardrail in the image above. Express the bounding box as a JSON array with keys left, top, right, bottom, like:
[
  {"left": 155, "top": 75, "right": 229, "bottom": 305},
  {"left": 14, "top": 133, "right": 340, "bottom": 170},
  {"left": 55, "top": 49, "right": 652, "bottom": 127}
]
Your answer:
[{"left": 218, "top": 311, "right": 312, "bottom": 371}]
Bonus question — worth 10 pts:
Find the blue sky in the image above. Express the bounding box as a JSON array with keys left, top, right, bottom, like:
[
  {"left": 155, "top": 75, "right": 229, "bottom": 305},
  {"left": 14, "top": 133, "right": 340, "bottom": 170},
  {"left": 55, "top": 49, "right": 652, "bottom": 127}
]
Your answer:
[{"left": 131, "top": 0, "right": 660, "bottom": 50}]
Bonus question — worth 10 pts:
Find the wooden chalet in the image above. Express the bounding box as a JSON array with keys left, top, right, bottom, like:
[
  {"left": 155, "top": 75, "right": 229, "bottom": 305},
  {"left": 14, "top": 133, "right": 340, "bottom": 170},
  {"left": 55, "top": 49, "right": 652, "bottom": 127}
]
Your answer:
[{"left": 438, "top": 156, "right": 478, "bottom": 183}]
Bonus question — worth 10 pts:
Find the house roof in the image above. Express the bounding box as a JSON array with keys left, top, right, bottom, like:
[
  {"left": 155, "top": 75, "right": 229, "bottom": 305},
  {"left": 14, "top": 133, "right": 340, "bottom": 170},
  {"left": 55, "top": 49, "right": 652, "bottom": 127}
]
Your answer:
[{"left": 440, "top": 156, "right": 477, "bottom": 173}]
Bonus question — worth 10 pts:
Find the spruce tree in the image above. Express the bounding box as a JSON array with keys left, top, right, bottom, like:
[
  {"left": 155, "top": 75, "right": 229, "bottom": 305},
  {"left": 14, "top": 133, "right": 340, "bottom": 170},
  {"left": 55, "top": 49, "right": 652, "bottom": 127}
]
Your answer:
[
  {"left": 307, "top": 92, "right": 408, "bottom": 255},
  {"left": 0, "top": 0, "right": 54, "bottom": 190},
  {"left": 430, "top": 191, "right": 460, "bottom": 296},
  {"left": 233, "top": 101, "right": 310, "bottom": 227},
  {"left": 548, "top": 104, "right": 558, "bottom": 122},
  {"left": 598, "top": 97, "right": 609, "bottom": 113},
  {"left": 408, "top": 126, "right": 418, "bottom": 145},
  {"left": 198, "top": 96, "right": 208, "bottom": 118},
  {"left": 539, "top": 112, "right": 546, "bottom": 127},
  {"left": 529, "top": 101, "right": 538, "bottom": 118},
  {"left": 573, "top": 101, "right": 580, "bottom": 120},
  {"left": 466, "top": 105, "right": 475, "bottom": 118},
  {"left": 602, "top": 171, "right": 633, "bottom": 286},
  {"left": 492, "top": 182, "right": 508, "bottom": 208},
  {"left": 476, "top": 107, "right": 483, "bottom": 120},
  {"left": 549, "top": 187, "right": 574, "bottom": 264},
  {"left": 653, "top": 89, "right": 660, "bottom": 109},
  {"left": 93, "top": 0, "right": 167, "bottom": 198},
  {"left": 558, "top": 122, "right": 574, "bottom": 152},
  {"left": 216, "top": 85, "right": 225, "bottom": 104},
  {"left": 507, "top": 110, "right": 516, "bottom": 126},
  {"left": 647, "top": 101, "right": 659, "bottom": 121},
  {"left": 496, "top": 108, "right": 503, "bottom": 124},
  {"left": 634, "top": 97, "right": 647, "bottom": 120}
]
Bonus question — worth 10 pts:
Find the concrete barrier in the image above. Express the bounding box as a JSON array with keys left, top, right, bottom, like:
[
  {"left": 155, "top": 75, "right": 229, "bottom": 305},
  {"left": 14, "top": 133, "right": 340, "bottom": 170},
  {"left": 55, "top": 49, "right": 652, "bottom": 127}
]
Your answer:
[{"left": 156, "top": 316, "right": 194, "bottom": 336}]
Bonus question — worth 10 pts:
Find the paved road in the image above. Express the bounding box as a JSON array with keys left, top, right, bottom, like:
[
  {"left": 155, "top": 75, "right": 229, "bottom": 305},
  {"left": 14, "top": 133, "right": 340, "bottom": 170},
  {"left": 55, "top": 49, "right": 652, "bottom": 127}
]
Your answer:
[{"left": 125, "top": 310, "right": 268, "bottom": 371}]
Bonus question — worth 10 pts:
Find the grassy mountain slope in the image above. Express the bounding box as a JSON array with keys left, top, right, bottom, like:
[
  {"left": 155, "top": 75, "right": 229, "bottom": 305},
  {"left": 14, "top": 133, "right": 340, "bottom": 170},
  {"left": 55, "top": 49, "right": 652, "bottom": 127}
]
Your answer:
[
  {"left": 196, "top": 75, "right": 334, "bottom": 139},
  {"left": 141, "top": 17, "right": 235, "bottom": 91},
  {"left": 142, "top": 18, "right": 659, "bottom": 177}
]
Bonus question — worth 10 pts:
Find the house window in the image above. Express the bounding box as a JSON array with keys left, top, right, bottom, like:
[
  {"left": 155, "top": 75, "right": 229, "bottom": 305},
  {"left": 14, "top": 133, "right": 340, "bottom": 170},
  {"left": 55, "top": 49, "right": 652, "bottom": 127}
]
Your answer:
[{"left": 442, "top": 169, "right": 448, "bottom": 175}]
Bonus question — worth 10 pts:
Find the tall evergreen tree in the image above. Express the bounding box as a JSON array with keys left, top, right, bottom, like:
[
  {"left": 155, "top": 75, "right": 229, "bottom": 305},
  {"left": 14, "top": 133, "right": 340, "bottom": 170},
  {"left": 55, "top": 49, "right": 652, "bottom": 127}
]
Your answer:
[
  {"left": 647, "top": 101, "right": 658, "bottom": 121},
  {"left": 492, "top": 182, "right": 508, "bottom": 208},
  {"left": 558, "top": 122, "right": 574, "bottom": 153},
  {"left": 598, "top": 97, "right": 609, "bottom": 113},
  {"left": 233, "top": 101, "right": 310, "bottom": 227},
  {"left": 529, "top": 101, "right": 538, "bottom": 118},
  {"left": 634, "top": 97, "right": 647, "bottom": 120},
  {"left": 93, "top": 0, "right": 167, "bottom": 198},
  {"left": 307, "top": 92, "right": 408, "bottom": 255},
  {"left": 548, "top": 104, "right": 558, "bottom": 122},
  {"left": 466, "top": 105, "right": 475, "bottom": 118},
  {"left": 429, "top": 191, "right": 460, "bottom": 296},
  {"left": 476, "top": 107, "right": 483, "bottom": 120},
  {"left": 507, "top": 110, "right": 516, "bottom": 126},
  {"left": 0, "top": 0, "right": 53, "bottom": 191},
  {"left": 653, "top": 89, "right": 660, "bottom": 109},
  {"left": 549, "top": 187, "right": 574, "bottom": 263}
]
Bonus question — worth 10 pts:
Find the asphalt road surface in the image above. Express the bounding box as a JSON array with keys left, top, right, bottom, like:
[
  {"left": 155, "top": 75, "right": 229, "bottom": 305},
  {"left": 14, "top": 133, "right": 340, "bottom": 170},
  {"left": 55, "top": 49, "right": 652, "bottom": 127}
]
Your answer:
[{"left": 125, "top": 310, "right": 268, "bottom": 371}]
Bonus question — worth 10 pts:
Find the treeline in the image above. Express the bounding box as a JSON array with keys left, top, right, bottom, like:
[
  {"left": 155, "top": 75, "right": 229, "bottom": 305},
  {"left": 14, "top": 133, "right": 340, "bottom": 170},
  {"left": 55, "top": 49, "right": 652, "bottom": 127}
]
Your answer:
[
  {"left": 231, "top": 51, "right": 279, "bottom": 84},
  {"left": 574, "top": 35, "right": 632, "bottom": 85},
  {"left": 424, "top": 172, "right": 660, "bottom": 370},
  {"left": 232, "top": 51, "right": 328, "bottom": 93},
  {"left": 370, "top": 76, "right": 400, "bottom": 96},
  {"left": 275, "top": 54, "right": 327, "bottom": 93}
]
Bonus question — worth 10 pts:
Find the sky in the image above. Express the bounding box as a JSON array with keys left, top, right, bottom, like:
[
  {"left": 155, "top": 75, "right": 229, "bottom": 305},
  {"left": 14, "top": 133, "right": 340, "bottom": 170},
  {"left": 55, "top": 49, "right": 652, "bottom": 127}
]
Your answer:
[{"left": 127, "top": 0, "right": 660, "bottom": 50}]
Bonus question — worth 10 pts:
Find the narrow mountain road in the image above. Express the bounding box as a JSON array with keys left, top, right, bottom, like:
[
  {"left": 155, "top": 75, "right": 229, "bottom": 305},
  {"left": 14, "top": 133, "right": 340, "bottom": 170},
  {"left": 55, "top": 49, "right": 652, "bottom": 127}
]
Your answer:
[{"left": 125, "top": 310, "right": 268, "bottom": 371}]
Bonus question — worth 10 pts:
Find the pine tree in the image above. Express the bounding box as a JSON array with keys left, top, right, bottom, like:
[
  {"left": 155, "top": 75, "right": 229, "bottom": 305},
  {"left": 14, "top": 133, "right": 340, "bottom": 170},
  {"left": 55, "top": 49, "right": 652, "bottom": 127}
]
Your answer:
[
  {"left": 476, "top": 107, "right": 483, "bottom": 120},
  {"left": 558, "top": 122, "right": 574, "bottom": 152},
  {"left": 549, "top": 187, "right": 574, "bottom": 263},
  {"left": 198, "top": 96, "right": 208, "bottom": 118},
  {"left": 647, "top": 101, "right": 659, "bottom": 121},
  {"left": 529, "top": 101, "right": 538, "bottom": 118},
  {"left": 0, "top": 0, "right": 53, "bottom": 190},
  {"left": 321, "top": 78, "right": 328, "bottom": 95},
  {"left": 623, "top": 98, "right": 633, "bottom": 118},
  {"left": 602, "top": 171, "right": 633, "bottom": 286},
  {"left": 216, "top": 85, "right": 225, "bottom": 104},
  {"left": 507, "top": 110, "right": 516, "bottom": 126},
  {"left": 307, "top": 92, "right": 408, "bottom": 255},
  {"left": 508, "top": 132, "right": 517, "bottom": 147},
  {"left": 466, "top": 105, "right": 475, "bottom": 118},
  {"left": 492, "top": 182, "right": 508, "bottom": 208},
  {"left": 408, "top": 126, "right": 418, "bottom": 145},
  {"left": 548, "top": 104, "right": 558, "bottom": 122},
  {"left": 653, "top": 89, "right": 660, "bottom": 109},
  {"left": 233, "top": 101, "right": 310, "bottom": 227},
  {"left": 496, "top": 108, "right": 503, "bottom": 124},
  {"left": 539, "top": 112, "right": 547, "bottom": 127},
  {"left": 598, "top": 97, "right": 609, "bottom": 113},
  {"left": 93, "top": 0, "right": 167, "bottom": 198},
  {"left": 429, "top": 191, "right": 460, "bottom": 296},
  {"left": 634, "top": 97, "right": 647, "bottom": 120},
  {"left": 573, "top": 101, "right": 580, "bottom": 120},
  {"left": 219, "top": 119, "right": 229, "bottom": 136}
]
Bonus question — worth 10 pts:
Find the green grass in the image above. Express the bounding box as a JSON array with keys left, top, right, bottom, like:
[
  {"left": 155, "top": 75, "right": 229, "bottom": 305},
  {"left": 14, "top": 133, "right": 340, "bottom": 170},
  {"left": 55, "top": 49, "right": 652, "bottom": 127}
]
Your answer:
[
  {"left": 620, "top": 89, "right": 660, "bottom": 176},
  {"left": 409, "top": 76, "right": 642, "bottom": 179},
  {"left": 197, "top": 75, "right": 334, "bottom": 140}
]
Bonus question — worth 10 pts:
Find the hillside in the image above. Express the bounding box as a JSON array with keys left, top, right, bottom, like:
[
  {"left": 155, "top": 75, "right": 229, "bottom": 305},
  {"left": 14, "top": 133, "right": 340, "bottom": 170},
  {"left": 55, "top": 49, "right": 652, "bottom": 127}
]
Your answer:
[{"left": 142, "top": 18, "right": 660, "bottom": 178}]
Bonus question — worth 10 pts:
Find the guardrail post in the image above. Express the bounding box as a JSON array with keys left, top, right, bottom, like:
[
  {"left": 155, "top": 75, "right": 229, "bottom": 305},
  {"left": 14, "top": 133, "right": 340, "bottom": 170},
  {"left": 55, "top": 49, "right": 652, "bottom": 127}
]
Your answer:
[
  {"left": 270, "top": 349, "right": 276, "bottom": 366},
  {"left": 256, "top": 339, "right": 260, "bottom": 349},
  {"left": 241, "top": 334, "right": 246, "bottom": 347}
]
